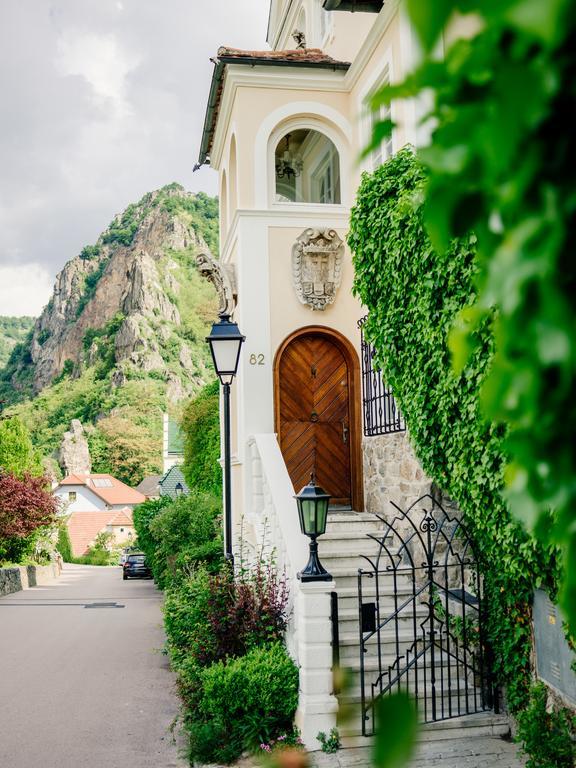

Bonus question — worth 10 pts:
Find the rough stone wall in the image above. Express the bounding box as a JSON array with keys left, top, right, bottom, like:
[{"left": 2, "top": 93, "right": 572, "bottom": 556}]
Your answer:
[
  {"left": 0, "top": 562, "right": 61, "bottom": 598},
  {"left": 362, "top": 431, "right": 431, "bottom": 518}
]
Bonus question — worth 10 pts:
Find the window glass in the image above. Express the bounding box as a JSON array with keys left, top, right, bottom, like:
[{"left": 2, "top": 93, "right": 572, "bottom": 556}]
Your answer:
[
  {"left": 274, "top": 129, "right": 341, "bottom": 204},
  {"left": 69, "top": 491, "right": 77, "bottom": 502}
]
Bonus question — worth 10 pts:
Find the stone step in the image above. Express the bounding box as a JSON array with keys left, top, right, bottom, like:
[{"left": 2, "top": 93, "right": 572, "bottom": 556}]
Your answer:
[
  {"left": 337, "top": 630, "right": 417, "bottom": 659},
  {"left": 330, "top": 567, "right": 415, "bottom": 590},
  {"left": 339, "top": 691, "right": 491, "bottom": 732},
  {"left": 334, "top": 587, "right": 430, "bottom": 614},
  {"left": 325, "top": 513, "right": 385, "bottom": 533},
  {"left": 339, "top": 711, "right": 510, "bottom": 745},
  {"left": 321, "top": 532, "right": 391, "bottom": 553},
  {"left": 336, "top": 607, "right": 427, "bottom": 634}
]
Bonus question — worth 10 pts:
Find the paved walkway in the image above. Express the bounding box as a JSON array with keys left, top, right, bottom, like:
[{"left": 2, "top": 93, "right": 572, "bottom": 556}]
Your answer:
[{"left": 0, "top": 564, "right": 187, "bottom": 768}]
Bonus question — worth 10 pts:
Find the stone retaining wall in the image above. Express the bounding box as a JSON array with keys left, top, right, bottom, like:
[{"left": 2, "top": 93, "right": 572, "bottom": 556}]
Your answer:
[
  {"left": 0, "top": 561, "right": 62, "bottom": 597},
  {"left": 363, "top": 431, "right": 431, "bottom": 517}
]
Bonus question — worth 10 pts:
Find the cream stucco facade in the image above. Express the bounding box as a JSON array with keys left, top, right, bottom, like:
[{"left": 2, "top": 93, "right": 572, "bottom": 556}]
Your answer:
[
  {"left": 195, "top": 0, "right": 491, "bottom": 748},
  {"left": 199, "top": 0, "right": 426, "bottom": 549}
]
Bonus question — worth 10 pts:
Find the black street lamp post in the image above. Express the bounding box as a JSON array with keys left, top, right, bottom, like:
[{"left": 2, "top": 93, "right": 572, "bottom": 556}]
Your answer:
[
  {"left": 295, "top": 474, "right": 332, "bottom": 582},
  {"left": 206, "top": 314, "right": 245, "bottom": 564}
]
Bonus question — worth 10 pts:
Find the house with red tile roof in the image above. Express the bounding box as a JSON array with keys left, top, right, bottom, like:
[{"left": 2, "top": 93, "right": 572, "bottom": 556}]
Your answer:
[{"left": 54, "top": 474, "right": 144, "bottom": 556}]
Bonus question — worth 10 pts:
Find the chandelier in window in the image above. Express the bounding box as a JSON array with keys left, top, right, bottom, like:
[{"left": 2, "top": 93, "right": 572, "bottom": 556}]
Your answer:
[{"left": 276, "top": 134, "right": 304, "bottom": 179}]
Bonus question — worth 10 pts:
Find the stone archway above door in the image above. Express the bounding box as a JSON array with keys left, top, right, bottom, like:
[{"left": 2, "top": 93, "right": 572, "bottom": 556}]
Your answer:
[{"left": 274, "top": 326, "right": 363, "bottom": 510}]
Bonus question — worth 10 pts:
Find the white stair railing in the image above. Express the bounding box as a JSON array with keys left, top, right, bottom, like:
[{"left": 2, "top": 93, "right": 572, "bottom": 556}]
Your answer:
[{"left": 247, "top": 434, "right": 338, "bottom": 750}]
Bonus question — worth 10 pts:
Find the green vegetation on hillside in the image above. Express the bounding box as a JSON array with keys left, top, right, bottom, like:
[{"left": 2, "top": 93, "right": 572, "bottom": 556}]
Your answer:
[
  {"left": 0, "top": 317, "right": 35, "bottom": 369},
  {"left": 1, "top": 185, "right": 219, "bottom": 486},
  {"left": 160, "top": 186, "right": 219, "bottom": 255}
]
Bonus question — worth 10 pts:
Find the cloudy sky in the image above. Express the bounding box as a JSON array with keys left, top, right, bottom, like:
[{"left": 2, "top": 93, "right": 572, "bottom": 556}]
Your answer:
[{"left": 0, "top": 0, "right": 269, "bottom": 316}]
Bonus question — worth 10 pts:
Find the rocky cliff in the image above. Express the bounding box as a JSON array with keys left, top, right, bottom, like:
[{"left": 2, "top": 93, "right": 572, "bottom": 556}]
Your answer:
[
  {"left": 2, "top": 184, "right": 218, "bottom": 402},
  {"left": 1, "top": 184, "right": 219, "bottom": 485}
]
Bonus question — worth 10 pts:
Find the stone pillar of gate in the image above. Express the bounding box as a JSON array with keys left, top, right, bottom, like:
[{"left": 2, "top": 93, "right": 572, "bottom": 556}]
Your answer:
[{"left": 294, "top": 579, "right": 339, "bottom": 750}]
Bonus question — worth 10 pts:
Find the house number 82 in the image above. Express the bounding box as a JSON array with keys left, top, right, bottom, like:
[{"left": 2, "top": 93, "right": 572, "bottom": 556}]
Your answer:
[{"left": 249, "top": 353, "right": 265, "bottom": 365}]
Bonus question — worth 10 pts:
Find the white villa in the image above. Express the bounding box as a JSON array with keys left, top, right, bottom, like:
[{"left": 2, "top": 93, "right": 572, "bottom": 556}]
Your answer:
[{"left": 196, "top": 0, "right": 505, "bottom": 750}]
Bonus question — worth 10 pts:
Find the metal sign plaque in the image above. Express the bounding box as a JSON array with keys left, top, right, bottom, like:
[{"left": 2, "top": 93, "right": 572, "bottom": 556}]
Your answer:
[{"left": 533, "top": 589, "right": 576, "bottom": 704}]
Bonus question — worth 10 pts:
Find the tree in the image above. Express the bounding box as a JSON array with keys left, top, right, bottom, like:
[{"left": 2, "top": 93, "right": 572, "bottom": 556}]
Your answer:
[
  {"left": 0, "top": 473, "right": 58, "bottom": 538},
  {"left": 93, "top": 415, "right": 161, "bottom": 486},
  {"left": 0, "top": 416, "right": 42, "bottom": 477},
  {"left": 181, "top": 381, "right": 221, "bottom": 496}
]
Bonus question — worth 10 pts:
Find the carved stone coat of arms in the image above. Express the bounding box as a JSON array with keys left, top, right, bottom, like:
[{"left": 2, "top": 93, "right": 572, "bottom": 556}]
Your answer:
[{"left": 292, "top": 228, "right": 344, "bottom": 311}]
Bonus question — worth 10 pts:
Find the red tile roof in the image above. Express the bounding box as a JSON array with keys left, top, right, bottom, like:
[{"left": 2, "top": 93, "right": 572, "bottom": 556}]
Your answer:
[
  {"left": 58, "top": 474, "right": 146, "bottom": 506},
  {"left": 67, "top": 508, "right": 135, "bottom": 556},
  {"left": 196, "top": 47, "right": 350, "bottom": 168},
  {"left": 67, "top": 512, "right": 116, "bottom": 557},
  {"left": 216, "top": 46, "right": 349, "bottom": 66},
  {"left": 108, "top": 508, "right": 134, "bottom": 527}
]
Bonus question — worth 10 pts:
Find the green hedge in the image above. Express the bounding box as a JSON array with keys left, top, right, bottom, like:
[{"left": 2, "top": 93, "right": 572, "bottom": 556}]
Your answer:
[
  {"left": 187, "top": 643, "right": 298, "bottom": 763},
  {"left": 181, "top": 380, "right": 221, "bottom": 496},
  {"left": 349, "top": 148, "right": 555, "bottom": 712}
]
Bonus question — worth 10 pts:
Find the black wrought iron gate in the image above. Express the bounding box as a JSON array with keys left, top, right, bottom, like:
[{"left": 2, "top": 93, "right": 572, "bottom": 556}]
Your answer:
[{"left": 358, "top": 494, "right": 496, "bottom": 736}]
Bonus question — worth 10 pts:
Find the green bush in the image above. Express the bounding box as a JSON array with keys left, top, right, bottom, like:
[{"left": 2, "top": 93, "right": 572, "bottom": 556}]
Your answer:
[
  {"left": 189, "top": 643, "right": 298, "bottom": 763},
  {"left": 56, "top": 524, "right": 73, "bottom": 562},
  {"left": 132, "top": 496, "right": 171, "bottom": 579},
  {"left": 181, "top": 381, "right": 221, "bottom": 496},
  {"left": 516, "top": 683, "right": 575, "bottom": 768},
  {"left": 163, "top": 567, "right": 217, "bottom": 668},
  {"left": 148, "top": 491, "right": 222, "bottom": 587}
]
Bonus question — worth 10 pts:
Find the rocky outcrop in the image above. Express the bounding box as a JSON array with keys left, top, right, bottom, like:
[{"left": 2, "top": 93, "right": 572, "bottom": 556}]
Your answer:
[
  {"left": 59, "top": 419, "right": 91, "bottom": 475},
  {"left": 9, "top": 185, "right": 213, "bottom": 397}
]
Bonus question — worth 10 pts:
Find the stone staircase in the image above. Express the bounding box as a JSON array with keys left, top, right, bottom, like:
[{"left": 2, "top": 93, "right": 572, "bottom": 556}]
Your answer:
[{"left": 323, "top": 510, "right": 510, "bottom": 745}]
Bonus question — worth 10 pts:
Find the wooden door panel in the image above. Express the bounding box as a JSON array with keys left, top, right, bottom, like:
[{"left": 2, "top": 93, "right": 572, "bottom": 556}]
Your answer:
[{"left": 278, "top": 333, "right": 352, "bottom": 505}]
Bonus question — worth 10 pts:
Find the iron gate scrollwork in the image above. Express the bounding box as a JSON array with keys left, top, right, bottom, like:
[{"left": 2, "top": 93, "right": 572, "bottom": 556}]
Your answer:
[{"left": 358, "top": 494, "right": 496, "bottom": 736}]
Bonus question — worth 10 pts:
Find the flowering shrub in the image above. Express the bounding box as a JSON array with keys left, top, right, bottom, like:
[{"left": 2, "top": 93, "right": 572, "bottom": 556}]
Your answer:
[{"left": 0, "top": 472, "right": 59, "bottom": 563}]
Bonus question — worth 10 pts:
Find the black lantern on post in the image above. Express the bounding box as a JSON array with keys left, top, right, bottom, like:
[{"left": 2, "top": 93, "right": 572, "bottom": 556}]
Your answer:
[
  {"left": 295, "top": 475, "right": 332, "bottom": 582},
  {"left": 206, "top": 314, "right": 245, "bottom": 564}
]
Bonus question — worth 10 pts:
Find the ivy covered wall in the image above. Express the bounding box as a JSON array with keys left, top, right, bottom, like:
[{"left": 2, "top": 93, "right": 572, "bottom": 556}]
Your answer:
[{"left": 348, "top": 148, "right": 556, "bottom": 713}]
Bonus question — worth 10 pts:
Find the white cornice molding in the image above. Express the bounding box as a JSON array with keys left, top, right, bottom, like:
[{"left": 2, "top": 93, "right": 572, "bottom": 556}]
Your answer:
[
  {"left": 221, "top": 206, "right": 351, "bottom": 263},
  {"left": 211, "top": 64, "right": 349, "bottom": 168},
  {"left": 343, "top": 0, "right": 403, "bottom": 91}
]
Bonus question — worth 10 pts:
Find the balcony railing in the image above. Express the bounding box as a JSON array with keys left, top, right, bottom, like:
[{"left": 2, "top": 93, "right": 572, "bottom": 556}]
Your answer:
[{"left": 358, "top": 316, "right": 405, "bottom": 436}]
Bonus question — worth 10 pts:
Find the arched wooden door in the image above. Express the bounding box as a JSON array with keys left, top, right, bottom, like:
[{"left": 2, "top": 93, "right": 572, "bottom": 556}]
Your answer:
[{"left": 276, "top": 329, "right": 359, "bottom": 507}]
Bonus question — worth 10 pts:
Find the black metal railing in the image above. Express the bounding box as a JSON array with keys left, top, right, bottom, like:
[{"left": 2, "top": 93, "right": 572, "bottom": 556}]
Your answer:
[
  {"left": 357, "top": 495, "right": 496, "bottom": 735},
  {"left": 358, "top": 316, "right": 405, "bottom": 436}
]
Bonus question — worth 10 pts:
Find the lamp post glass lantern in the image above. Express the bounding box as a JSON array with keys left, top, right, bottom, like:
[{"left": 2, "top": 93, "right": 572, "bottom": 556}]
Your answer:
[
  {"left": 295, "top": 475, "right": 332, "bottom": 582},
  {"left": 206, "top": 314, "right": 245, "bottom": 386},
  {"left": 206, "top": 314, "right": 245, "bottom": 564}
]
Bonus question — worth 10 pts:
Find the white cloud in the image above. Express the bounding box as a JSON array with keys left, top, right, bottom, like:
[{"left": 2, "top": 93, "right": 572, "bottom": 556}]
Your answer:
[
  {"left": 0, "top": 264, "right": 53, "bottom": 316},
  {"left": 55, "top": 31, "right": 140, "bottom": 114}
]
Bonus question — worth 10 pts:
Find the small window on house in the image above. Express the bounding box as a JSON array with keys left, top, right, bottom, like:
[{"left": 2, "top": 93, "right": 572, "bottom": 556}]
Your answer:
[
  {"left": 358, "top": 316, "right": 405, "bottom": 436},
  {"left": 274, "top": 129, "right": 341, "bottom": 204},
  {"left": 368, "top": 65, "right": 393, "bottom": 170},
  {"left": 68, "top": 491, "right": 77, "bottom": 502},
  {"left": 120, "top": 528, "right": 124, "bottom": 532}
]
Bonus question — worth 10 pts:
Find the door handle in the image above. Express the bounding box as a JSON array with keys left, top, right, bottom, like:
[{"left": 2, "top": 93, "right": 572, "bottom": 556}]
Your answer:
[{"left": 342, "top": 420, "right": 349, "bottom": 444}]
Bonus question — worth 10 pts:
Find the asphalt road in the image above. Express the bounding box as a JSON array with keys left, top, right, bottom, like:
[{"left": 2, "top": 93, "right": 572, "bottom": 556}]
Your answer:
[{"left": 0, "top": 564, "right": 186, "bottom": 768}]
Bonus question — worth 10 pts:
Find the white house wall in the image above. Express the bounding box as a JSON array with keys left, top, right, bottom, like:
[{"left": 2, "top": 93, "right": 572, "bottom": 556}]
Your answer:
[{"left": 54, "top": 486, "right": 106, "bottom": 513}]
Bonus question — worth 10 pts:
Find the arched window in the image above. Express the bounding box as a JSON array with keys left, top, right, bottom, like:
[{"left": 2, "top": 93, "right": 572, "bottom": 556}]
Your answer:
[{"left": 274, "top": 129, "right": 341, "bottom": 204}]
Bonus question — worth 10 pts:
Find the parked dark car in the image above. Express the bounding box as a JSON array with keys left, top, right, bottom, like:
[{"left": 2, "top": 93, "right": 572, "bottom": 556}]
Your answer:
[{"left": 123, "top": 553, "right": 152, "bottom": 580}]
